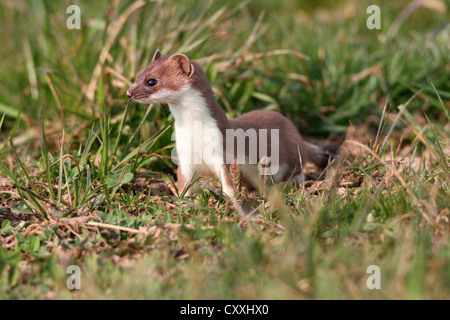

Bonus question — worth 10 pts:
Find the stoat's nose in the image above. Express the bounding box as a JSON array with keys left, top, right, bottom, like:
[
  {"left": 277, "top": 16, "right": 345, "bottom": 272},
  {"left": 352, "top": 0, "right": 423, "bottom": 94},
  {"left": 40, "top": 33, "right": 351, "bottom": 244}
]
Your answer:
[{"left": 126, "top": 88, "right": 133, "bottom": 98}]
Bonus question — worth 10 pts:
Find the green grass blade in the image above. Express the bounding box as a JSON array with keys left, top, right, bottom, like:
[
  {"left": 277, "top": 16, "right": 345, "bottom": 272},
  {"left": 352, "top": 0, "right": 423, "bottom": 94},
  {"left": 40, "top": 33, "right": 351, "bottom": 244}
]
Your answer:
[
  {"left": 120, "top": 104, "right": 153, "bottom": 162},
  {"left": 114, "top": 120, "right": 173, "bottom": 171},
  {"left": 80, "top": 123, "right": 97, "bottom": 169},
  {"left": 0, "top": 103, "right": 19, "bottom": 119},
  {"left": 56, "top": 133, "right": 64, "bottom": 209},
  {"left": 113, "top": 100, "right": 131, "bottom": 157},
  {"left": 9, "top": 138, "right": 39, "bottom": 195},
  {"left": 0, "top": 155, "right": 47, "bottom": 220},
  {"left": 431, "top": 82, "right": 450, "bottom": 122},
  {"left": 424, "top": 113, "right": 449, "bottom": 172},
  {"left": 40, "top": 123, "right": 55, "bottom": 202},
  {"left": 99, "top": 106, "right": 110, "bottom": 176},
  {"left": 0, "top": 114, "right": 5, "bottom": 132}
]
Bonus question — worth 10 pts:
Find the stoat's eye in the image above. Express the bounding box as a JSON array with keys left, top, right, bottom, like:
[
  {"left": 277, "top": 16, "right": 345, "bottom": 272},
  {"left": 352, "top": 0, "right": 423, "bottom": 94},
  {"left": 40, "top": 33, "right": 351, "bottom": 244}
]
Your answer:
[{"left": 146, "top": 78, "right": 158, "bottom": 87}]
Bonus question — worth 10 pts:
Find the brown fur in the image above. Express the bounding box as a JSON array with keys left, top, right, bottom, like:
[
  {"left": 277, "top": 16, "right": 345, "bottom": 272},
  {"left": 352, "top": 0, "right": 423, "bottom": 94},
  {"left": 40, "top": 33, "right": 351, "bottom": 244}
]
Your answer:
[{"left": 127, "top": 50, "right": 335, "bottom": 195}]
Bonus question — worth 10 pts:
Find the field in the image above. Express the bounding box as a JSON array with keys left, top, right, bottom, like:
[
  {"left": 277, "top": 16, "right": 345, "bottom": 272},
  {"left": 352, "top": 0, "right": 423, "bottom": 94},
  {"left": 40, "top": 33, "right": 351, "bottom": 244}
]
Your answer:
[{"left": 0, "top": 0, "right": 449, "bottom": 299}]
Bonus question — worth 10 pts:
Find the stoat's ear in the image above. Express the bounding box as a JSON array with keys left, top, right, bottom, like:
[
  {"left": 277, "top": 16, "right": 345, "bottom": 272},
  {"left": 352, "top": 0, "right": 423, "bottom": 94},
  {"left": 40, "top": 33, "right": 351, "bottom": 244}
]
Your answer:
[
  {"left": 152, "top": 49, "right": 162, "bottom": 61},
  {"left": 167, "top": 53, "right": 194, "bottom": 78}
]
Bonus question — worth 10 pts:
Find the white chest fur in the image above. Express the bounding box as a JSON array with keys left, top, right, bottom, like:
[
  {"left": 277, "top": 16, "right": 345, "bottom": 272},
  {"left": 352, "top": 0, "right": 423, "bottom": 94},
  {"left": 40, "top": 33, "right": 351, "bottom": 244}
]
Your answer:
[{"left": 168, "top": 85, "right": 224, "bottom": 176}]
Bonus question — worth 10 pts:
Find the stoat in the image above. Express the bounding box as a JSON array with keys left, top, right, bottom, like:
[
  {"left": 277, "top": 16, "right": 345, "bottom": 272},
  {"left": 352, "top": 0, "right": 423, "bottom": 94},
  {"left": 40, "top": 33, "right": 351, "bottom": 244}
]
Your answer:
[{"left": 127, "top": 50, "right": 335, "bottom": 197}]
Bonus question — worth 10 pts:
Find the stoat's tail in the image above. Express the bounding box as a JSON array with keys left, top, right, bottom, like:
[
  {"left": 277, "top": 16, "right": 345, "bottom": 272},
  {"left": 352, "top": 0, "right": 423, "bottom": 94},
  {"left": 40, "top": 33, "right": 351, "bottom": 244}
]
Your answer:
[{"left": 305, "top": 142, "right": 339, "bottom": 169}]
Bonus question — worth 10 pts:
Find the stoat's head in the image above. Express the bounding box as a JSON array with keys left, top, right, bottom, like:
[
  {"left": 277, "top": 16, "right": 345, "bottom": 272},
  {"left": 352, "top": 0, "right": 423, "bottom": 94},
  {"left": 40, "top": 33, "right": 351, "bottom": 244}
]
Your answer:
[{"left": 126, "top": 50, "right": 195, "bottom": 104}]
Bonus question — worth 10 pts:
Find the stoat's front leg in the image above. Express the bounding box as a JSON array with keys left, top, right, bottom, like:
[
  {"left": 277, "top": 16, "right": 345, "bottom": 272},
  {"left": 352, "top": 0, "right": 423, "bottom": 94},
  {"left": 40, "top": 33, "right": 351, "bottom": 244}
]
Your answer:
[
  {"left": 216, "top": 164, "right": 235, "bottom": 197},
  {"left": 177, "top": 164, "right": 197, "bottom": 196}
]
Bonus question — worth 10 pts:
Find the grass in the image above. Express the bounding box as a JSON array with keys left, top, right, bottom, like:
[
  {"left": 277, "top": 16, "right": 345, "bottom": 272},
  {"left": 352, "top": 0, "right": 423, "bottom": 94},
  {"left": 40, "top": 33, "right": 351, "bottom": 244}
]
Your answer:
[{"left": 0, "top": 0, "right": 449, "bottom": 299}]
